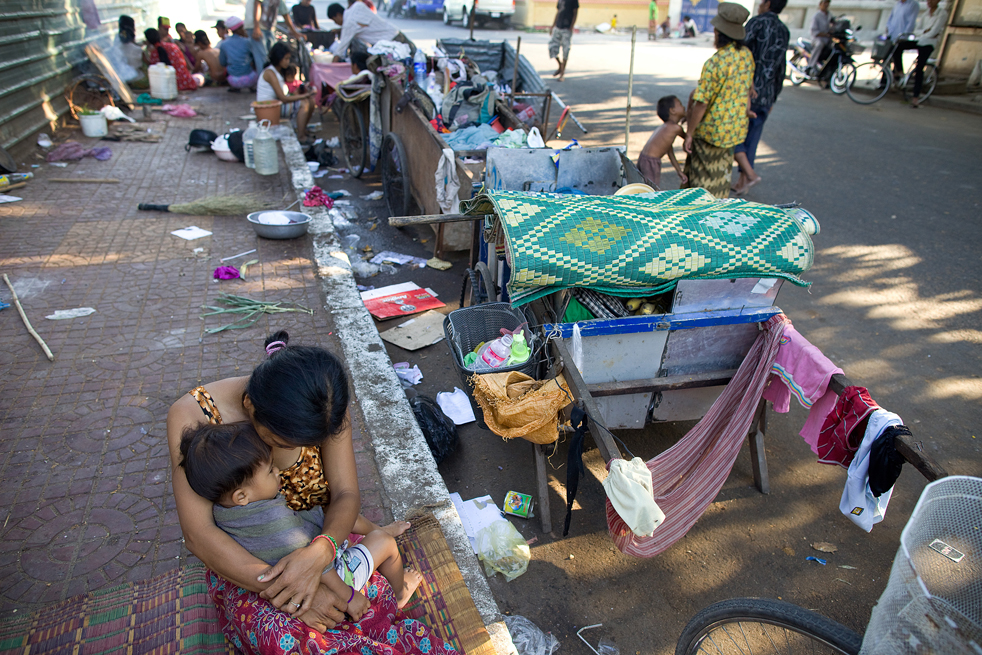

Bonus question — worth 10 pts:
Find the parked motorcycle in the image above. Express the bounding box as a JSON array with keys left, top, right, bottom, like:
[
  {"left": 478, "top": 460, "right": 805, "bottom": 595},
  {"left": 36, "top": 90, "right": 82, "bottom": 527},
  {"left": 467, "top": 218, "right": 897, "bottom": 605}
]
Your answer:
[{"left": 787, "top": 15, "right": 864, "bottom": 95}]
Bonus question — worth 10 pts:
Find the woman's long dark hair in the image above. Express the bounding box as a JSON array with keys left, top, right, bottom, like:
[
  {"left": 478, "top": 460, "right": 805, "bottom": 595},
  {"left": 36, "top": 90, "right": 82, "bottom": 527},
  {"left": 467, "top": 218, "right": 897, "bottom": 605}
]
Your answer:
[
  {"left": 119, "top": 15, "right": 136, "bottom": 43},
  {"left": 246, "top": 331, "right": 350, "bottom": 447},
  {"left": 715, "top": 30, "right": 744, "bottom": 49},
  {"left": 144, "top": 28, "right": 171, "bottom": 65},
  {"left": 265, "top": 42, "right": 294, "bottom": 71}
]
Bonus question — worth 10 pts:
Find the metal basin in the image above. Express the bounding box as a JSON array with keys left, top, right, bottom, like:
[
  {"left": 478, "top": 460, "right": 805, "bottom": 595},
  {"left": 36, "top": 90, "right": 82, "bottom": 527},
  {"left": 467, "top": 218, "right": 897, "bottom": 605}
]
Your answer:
[{"left": 247, "top": 211, "right": 311, "bottom": 239}]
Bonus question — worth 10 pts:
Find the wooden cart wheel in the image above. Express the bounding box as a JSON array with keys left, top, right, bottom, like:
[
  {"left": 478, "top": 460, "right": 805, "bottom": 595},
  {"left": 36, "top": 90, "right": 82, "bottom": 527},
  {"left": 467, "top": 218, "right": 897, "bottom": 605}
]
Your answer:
[
  {"left": 339, "top": 100, "right": 369, "bottom": 178},
  {"left": 66, "top": 74, "right": 116, "bottom": 120},
  {"left": 381, "top": 133, "right": 411, "bottom": 219}
]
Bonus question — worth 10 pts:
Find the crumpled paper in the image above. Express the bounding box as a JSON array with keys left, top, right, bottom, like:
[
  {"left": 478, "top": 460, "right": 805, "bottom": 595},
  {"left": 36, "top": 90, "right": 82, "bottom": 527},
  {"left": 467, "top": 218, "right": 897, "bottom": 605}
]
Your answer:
[
  {"left": 45, "top": 141, "right": 112, "bottom": 162},
  {"left": 303, "top": 186, "right": 334, "bottom": 208},
  {"left": 393, "top": 362, "right": 423, "bottom": 387},
  {"left": 213, "top": 266, "right": 240, "bottom": 280}
]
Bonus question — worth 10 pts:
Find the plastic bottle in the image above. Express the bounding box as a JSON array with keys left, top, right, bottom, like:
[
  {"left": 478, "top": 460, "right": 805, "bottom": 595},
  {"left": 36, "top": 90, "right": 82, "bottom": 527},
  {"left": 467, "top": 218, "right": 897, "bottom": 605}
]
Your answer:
[
  {"left": 242, "top": 121, "right": 258, "bottom": 169},
  {"left": 506, "top": 332, "right": 530, "bottom": 366},
  {"left": 479, "top": 334, "right": 513, "bottom": 369},
  {"left": 413, "top": 49, "right": 427, "bottom": 84},
  {"left": 0, "top": 173, "right": 33, "bottom": 187}
]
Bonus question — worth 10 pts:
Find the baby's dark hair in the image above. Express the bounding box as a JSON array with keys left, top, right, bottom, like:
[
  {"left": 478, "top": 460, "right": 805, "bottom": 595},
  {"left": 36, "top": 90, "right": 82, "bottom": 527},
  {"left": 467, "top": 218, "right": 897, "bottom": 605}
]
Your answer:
[
  {"left": 247, "top": 331, "right": 350, "bottom": 447},
  {"left": 657, "top": 95, "right": 679, "bottom": 123},
  {"left": 179, "top": 422, "right": 271, "bottom": 503},
  {"left": 284, "top": 64, "right": 298, "bottom": 78}
]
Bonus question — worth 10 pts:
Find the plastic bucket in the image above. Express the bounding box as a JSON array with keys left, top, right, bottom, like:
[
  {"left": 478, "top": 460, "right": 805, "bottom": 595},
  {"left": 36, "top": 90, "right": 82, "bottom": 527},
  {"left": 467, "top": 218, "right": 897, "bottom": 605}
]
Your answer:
[
  {"left": 79, "top": 113, "right": 108, "bottom": 138},
  {"left": 251, "top": 100, "right": 282, "bottom": 125}
]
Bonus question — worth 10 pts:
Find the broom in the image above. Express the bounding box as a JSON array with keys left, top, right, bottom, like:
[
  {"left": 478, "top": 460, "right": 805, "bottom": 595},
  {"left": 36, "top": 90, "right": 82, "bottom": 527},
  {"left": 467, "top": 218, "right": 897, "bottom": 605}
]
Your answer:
[{"left": 137, "top": 193, "right": 278, "bottom": 216}]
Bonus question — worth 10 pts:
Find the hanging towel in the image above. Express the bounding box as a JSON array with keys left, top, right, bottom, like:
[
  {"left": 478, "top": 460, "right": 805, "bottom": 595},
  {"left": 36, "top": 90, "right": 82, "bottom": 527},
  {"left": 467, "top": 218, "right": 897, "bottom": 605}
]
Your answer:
[
  {"left": 839, "top": 409, "right": 902, "bottom": 532},
  {"left": 817, "top": 386, "right": 879, "bottom": 468},
  {"left": 607, "top": 313, "right": 790, "bottom": 557},
  {"left": 435, "top": 147, "right": 460, "bottom": 214},
  {"left": 761, "top": 323, "right": 843, "bottom": 453},
  {"left": 602, "top": 457, "right": 665, "bottom": 538}
]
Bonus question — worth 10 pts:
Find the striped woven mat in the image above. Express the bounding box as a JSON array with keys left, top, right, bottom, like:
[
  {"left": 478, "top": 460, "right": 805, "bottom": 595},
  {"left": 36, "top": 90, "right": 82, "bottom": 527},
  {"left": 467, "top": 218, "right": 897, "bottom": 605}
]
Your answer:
[
  {"left": 0, "top": 563, "right": 231, "bottom": 655},
  {"left": 463, "top": 188, "right": 815, "bottom": 305},
  {"left": 0, "top": 515, "right": 492, "bottom": 655}
]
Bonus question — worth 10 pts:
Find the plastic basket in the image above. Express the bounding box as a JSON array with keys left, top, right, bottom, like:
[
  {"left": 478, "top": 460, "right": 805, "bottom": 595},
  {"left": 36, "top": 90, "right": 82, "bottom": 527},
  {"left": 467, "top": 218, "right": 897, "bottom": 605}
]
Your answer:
[{"left": 443, "top": 303, "right": 540, "bottom": 392}]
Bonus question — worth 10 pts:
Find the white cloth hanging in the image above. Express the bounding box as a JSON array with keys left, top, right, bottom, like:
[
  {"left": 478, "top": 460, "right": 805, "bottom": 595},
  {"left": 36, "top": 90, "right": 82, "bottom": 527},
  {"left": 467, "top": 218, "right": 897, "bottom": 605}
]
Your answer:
[
  {"left": 435, "top": 148, "right": 460, "bottom": 214},
  {"left": 839, "top": 409, "right": 902, "bottom": 532},
  {"left": 602, "top": 457, "right": 665, "bottom": 538}
]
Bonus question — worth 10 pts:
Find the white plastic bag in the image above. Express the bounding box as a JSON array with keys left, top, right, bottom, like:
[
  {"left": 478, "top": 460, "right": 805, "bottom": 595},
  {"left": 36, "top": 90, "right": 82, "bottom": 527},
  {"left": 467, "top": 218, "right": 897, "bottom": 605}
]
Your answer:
[
  {"left": 526, "top": 126, "right": 545, "bottom": 148},
  {"left": 474, "top": 520, "right": 530, "bottom": 581}
]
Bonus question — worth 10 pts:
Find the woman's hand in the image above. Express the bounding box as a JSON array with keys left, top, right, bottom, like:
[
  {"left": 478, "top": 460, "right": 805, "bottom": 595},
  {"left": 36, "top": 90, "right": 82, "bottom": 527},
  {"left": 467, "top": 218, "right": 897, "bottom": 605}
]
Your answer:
[
  {"left": 258, "top": 540, "right": 333, "bottom": 613},
  {"left": 295, "top": 584, "right": 348, "bottom": 632},
  {"left": 683, "top": 134, "right": 694, "bottom": 154}
]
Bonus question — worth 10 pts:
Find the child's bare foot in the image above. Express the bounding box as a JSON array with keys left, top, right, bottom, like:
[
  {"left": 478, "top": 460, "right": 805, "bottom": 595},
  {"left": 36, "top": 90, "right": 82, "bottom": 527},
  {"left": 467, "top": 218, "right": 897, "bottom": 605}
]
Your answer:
[
  {"left": 396, "top": 568, "right": 423, "bottom": 608},
  {"left": 381, "top": 521, "right": 411, "bottom": 537}
]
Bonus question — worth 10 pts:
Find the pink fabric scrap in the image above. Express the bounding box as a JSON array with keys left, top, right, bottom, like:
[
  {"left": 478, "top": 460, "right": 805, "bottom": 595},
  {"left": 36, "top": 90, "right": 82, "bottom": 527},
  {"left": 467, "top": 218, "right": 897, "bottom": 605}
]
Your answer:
[
  {"left": 213, "top": 266, "right": 240, "bottom": 280},
  {"left": 761, "top": 322, "right": 844, "bottom": 453},
  {"left": 161, "top": 104, "right": 197, "bottom": 117},
  {"left": 607, "top": 313, "right": 791, "bottom": 558},
  {"left": 45, "top": 141, "right": 112, "bottom": 162},
  {"left": 303, "top": 186, "right": 334, "bottom": 208}
]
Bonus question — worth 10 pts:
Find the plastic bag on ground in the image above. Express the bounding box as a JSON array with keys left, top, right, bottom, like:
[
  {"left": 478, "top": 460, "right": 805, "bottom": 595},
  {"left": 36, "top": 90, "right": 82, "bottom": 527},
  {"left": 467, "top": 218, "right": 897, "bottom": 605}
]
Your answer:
[
  {"left": 408, "top": 395, "right": 458, "bottom": 463},
  {"left": 474, "top": 519, "right": 530, "bottom": 581},
  {"left": 504, "top": 615, "right": 559, "bottom": 655}
]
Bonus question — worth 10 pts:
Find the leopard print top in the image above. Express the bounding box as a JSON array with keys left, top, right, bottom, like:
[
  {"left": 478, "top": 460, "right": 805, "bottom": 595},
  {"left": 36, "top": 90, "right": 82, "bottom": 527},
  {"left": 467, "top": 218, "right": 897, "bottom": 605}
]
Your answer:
[{"left": 187, "top": 386, "right": 330, "bottom": 511}]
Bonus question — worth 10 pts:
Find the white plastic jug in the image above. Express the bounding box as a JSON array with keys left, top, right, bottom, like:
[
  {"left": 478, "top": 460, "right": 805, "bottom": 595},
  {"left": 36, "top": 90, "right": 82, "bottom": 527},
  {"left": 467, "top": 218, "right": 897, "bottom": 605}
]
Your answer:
[
  {"left": 149, "top": 63, "right": 177, "bottom": 100},
  {"left": 252, "top": 119, "right": 279, "bottom": 176},
  {"left": 242, "top": 121, "right": 258, "bottom": 169}
]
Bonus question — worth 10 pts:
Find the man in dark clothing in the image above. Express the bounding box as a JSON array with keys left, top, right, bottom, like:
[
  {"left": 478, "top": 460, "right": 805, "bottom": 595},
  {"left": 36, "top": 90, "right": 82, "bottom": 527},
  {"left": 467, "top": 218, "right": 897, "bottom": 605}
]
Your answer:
[
  {"left": 549, "top": 0, "right": 578, "bottom": 81},
  {"left": 292, "top": 0, "right": 319, "bottom": 28},
  {"left": 733, "top": 0, "right": 789, "bottom": 195}
]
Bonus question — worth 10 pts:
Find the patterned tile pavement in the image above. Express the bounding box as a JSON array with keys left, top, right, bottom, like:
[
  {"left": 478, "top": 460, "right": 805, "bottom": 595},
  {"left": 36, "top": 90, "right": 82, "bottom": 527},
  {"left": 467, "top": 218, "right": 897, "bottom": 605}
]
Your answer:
[{"left": 0, "top": 88, "right": 388, "bottom": 613}]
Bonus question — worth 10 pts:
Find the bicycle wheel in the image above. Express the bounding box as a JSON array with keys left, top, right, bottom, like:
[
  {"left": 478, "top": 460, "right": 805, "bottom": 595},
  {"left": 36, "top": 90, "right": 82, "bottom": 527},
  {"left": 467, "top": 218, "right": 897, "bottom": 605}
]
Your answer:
[
  {"left": 339, "top": 100, "right": 369, "bottom": 178},
  {"left": 380, "top": 133, "right": 411, "bottom": 219},
  {"left": 903, "top": 63, "right": 938, "bottom": 103},
  {"left": 830, "top": 62, "right": 854, "bottom": 95},
  {"left": 846, "top": 61, "right": 891, "bottom": 104},
  {"left": 675, "top": 598, "right": 862, "bottom": 655},
  {"left": 459, "top": 261, "right": 496, "bottom": 307}
]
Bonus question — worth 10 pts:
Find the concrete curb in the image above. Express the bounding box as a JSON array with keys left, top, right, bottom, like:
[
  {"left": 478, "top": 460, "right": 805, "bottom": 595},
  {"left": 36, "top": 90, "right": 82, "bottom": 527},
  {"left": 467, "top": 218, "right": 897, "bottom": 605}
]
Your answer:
[
  {"left": 280, "top": 135, "right": 517, "bottom": 655},
  {"left": 926, "top": 95, "right": 982, "bottom": 115}
]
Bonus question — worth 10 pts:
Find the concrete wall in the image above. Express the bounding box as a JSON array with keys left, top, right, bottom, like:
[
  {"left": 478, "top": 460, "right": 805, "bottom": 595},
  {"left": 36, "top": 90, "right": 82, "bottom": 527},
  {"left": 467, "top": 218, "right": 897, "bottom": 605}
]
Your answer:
[
  {"left": 513, "top": 0, "right": 663, "bottom": 28},
  {"left": 939, "top": 0, "right": 982, "bottom": 76},
  {"left": 0, "top": 0, "right": 160, "bottom": 152}
]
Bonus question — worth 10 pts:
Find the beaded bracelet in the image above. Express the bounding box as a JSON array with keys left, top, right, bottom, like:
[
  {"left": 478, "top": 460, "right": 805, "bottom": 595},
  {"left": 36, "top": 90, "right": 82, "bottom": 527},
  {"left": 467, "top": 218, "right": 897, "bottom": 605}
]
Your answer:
[{"left": 310, "top": 534, "right": 339, "bottom": 559}]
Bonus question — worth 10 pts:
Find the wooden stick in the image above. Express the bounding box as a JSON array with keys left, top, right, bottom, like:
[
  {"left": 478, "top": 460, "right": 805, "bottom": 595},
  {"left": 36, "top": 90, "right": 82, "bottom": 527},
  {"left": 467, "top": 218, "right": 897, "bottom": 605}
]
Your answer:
[
  {"left": 0, "top": 182, "right": 27, "bottom": 192},
  {"left": 389, "top": 213, "right": 492, "bottom": 227},
  {"left": 2, "top": 274, "right": 54, "bottom": 361},
  {"left": 625, "top": 26, "right": 637, "bottom": 153},
  {"left": 48, "top": 178, "right": 120, "bottom": 183}
]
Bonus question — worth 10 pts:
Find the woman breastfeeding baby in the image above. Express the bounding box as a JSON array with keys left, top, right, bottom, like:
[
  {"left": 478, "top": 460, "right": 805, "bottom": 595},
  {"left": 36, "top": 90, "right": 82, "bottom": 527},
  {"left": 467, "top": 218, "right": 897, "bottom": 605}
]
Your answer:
[{"left": 167, "top": 331, "right": 451, "bottom": 655}]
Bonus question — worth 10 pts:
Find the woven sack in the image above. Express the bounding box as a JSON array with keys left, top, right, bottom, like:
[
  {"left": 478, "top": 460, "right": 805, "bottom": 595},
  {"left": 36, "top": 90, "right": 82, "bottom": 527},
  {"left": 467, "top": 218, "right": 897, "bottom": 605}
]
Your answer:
[{"left": 470, "top": 371, "right": 571, "bottom": 444}]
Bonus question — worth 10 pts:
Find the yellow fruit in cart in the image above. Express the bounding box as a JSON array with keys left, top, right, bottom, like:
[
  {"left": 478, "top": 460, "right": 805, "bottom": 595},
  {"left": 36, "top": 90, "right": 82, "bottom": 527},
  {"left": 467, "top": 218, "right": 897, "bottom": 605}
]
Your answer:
[
  {"left": 626, "top": 298, "right": 643, "bottom": 312},
  {"left": 640, "top": 303, "right": 657, "bottom": 315}
]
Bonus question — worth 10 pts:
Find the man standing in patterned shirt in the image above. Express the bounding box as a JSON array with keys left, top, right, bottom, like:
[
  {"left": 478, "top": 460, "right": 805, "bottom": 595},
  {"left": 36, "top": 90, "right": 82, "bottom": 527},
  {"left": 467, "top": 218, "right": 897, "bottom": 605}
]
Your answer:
[
  {"left": 683, "top": 3, "right": 755, "bottom": 199},
  {"left": 733, "top": 0, "right": 790, "bottom": 195}
]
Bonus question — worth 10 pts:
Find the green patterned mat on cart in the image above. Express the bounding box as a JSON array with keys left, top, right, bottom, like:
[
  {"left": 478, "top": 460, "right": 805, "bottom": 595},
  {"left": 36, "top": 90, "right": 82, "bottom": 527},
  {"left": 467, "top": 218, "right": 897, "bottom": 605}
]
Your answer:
[{"left": 463, "top": 188, "right": 815, "bottom": 306}]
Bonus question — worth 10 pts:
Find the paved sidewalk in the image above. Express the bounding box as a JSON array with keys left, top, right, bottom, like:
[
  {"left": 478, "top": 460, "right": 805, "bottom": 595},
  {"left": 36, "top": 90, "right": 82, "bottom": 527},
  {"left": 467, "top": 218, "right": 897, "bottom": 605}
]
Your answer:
[{"left": 0, "top": 88, "right": 390, "bottom": 612}]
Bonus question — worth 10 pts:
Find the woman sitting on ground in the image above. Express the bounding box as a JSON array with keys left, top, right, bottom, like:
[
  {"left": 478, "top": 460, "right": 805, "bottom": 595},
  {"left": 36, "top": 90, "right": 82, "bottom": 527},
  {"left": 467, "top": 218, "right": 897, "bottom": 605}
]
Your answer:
[
  {"left": 167, "top": 331, "right": 454, "bottom": 655},
  {"left": 257, "top": 42, "right": 317, "bottom": 144},
  {"left": 144, "top": 28, "right": 201, "bottom": 91}
]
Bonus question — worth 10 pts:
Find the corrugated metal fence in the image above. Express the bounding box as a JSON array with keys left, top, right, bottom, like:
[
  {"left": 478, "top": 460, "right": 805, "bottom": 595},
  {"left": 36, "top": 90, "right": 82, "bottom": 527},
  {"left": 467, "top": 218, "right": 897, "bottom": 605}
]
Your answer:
[{"left": 0, "top": 0, "right": 155, "bottom": 153}]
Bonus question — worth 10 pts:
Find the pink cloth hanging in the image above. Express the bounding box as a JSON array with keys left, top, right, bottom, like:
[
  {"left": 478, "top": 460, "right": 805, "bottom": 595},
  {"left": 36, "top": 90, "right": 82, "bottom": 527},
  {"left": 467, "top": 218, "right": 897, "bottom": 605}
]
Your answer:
[
  {"left": 761, "top": 322, "right": 843, "bottom": 453},
  {"left": 607, "top": 313, "right": 790, "bottom": 557}
]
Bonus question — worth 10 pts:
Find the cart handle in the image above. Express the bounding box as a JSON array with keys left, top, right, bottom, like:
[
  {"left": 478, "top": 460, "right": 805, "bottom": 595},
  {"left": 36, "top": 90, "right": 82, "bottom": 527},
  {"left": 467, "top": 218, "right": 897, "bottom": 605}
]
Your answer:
[{"left": 388, "top": 213, "right": 493, "bottom": 227}]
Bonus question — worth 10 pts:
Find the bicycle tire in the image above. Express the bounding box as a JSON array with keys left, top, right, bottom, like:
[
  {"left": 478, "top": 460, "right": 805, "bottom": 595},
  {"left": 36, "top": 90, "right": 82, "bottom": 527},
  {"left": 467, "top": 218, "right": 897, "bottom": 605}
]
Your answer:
[
  {"left": 903, "top": 63, "right": 937, "bottom": 103},
  {"left": 675, "top": 598, "right": 862, "bottom": 655},
  {"left": 339, "top": 100, "right": 369, "bottom": 178},
  {"left": 381, "top": 133, "right": 411, "bottom": 219},
  {"left": 460, "top": 261, "right": 496, "bottom": 307},
  {"left": 846, "top": 61, "right": 891, "bottom": 104}
]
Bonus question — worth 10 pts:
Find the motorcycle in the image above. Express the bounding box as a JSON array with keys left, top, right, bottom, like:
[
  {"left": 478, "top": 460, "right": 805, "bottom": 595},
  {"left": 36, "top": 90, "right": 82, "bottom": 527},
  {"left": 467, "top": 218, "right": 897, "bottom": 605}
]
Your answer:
[{"left": 787, "top": 15, "right": 864, "bottom": 95}]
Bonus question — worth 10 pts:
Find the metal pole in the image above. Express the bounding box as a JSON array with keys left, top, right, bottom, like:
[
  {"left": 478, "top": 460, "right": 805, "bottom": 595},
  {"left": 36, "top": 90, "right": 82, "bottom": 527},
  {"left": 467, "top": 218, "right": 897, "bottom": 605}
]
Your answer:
[
  {"left": 469, "top": 4, "right": 475, "bottom": 40},
  {"left": 625, "top": 26, "right": 637, "bottom": 154},
  {"left": 510, "top": 36, "right": 521, "bottom": 107}
]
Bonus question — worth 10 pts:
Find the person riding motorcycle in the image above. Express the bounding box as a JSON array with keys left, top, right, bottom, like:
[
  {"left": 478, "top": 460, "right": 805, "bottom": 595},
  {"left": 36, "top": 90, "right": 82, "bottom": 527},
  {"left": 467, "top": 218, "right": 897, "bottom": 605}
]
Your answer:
[{"left": 808, "top": 0, "right": 831, "bottom": 73}]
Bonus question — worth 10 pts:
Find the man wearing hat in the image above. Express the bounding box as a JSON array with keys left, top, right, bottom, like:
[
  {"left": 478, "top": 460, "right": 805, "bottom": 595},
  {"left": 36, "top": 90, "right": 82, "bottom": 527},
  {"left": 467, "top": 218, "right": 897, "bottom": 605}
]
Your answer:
[
  {"left": 683, "top": 2, "right": 755, "bottom": 198},
  {"left": 219, "top": 16, "right": 259, "bottom": 90}
]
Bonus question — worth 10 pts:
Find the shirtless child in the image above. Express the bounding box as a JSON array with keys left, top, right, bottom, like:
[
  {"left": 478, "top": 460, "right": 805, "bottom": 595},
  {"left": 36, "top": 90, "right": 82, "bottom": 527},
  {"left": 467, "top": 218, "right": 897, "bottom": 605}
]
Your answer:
[{"left": 637, "top": 95, "right": 687, "bottom": 189}]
